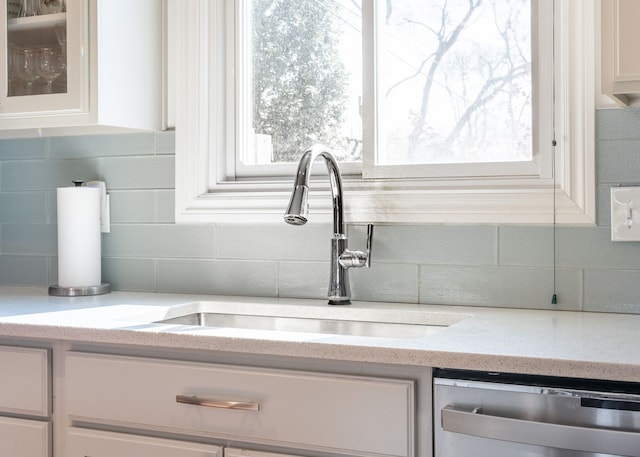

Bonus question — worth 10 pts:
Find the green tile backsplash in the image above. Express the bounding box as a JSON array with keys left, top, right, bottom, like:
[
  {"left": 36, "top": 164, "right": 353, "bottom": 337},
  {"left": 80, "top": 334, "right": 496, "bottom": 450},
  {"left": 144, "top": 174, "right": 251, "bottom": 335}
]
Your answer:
[{"left": 0, "top": 109, "right": 639, "bottom": 313}]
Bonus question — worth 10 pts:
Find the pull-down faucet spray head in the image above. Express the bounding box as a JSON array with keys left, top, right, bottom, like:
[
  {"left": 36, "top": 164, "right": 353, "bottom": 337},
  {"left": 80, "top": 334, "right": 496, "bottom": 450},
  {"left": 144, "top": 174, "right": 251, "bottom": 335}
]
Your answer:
[
  {"left": 284, "top": 185, "right": 310, "bottom": 226},
  {"left": 283, "top": 145, "right": 345, "bottom": 236}
]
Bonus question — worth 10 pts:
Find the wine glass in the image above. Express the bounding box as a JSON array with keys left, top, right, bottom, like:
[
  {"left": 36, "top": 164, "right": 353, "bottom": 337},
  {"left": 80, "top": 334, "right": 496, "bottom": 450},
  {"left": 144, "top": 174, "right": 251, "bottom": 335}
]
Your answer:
[
  {"left": 54, "top": 24, "right": 67, "bottom": 57},
  {"left": 7, "top": 44, "right": 21, "bottom": 96},
  {"left": 18, "top": 0, "right": 39, "bottom": 17},
  {"left": 37, "top": 47, "right": 64, "bottom": 93},
  {"left": 53, "top": 24, "right": 68, "bottom": 92},
  {"left": 14, "top": 47, "right": 40, "bottom": 95}
]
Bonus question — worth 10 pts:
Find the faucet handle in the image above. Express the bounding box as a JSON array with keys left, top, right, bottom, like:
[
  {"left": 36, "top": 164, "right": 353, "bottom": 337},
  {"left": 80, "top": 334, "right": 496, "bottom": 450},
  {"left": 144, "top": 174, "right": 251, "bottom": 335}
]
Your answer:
[
  {"left": 339, "top": 224, "right": 374, "bottom": 269},
  {"left": 365, "top": 223, "right": 373, "bottom": 268}
]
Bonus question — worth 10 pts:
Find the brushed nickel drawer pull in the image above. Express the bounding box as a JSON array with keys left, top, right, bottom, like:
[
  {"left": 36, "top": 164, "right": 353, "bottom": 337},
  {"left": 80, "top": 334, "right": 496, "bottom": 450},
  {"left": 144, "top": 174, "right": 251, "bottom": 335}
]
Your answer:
[{"left": 176, "top": 395, "right": 260, "bottom": 411}]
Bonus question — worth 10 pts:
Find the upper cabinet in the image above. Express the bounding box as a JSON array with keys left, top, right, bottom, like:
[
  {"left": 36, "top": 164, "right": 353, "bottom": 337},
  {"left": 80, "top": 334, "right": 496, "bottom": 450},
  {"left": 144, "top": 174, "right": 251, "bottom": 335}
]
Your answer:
[
  {"left": 0, "top": 0, "right": 162, "bottom": 135},
  {"left": 601, "top": 0, "right": 640, "bottom": 106}
]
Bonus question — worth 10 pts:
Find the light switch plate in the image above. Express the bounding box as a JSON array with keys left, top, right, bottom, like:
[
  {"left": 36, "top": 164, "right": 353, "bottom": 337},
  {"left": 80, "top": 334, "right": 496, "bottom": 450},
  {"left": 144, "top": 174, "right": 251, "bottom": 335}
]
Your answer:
[{"left": 611, "top": 187, "right": 640, "bottom": 241}]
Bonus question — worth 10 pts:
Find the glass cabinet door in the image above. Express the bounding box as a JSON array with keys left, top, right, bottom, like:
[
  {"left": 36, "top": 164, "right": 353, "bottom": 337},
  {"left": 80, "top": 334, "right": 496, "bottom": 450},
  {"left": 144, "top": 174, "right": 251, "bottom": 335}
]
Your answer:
[{"left": 0, "top": 0, "right": 85, "bottom": 117}]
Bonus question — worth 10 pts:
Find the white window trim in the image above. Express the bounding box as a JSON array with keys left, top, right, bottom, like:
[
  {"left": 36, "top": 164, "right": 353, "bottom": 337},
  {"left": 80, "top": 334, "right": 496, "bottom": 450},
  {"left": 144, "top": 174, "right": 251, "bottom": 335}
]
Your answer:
[{"left": 171, "top": 0, "right": 596, "bottom": 225}]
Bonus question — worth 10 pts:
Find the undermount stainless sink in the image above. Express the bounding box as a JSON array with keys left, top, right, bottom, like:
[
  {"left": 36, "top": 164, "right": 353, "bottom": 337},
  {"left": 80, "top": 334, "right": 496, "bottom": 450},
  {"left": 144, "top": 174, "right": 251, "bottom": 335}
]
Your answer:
[
  {"left": 151, "top": 300, "right": 473, "bottom": 339},
  {"left": 155, "top": 309, "right": 465, "bottom": 339}
]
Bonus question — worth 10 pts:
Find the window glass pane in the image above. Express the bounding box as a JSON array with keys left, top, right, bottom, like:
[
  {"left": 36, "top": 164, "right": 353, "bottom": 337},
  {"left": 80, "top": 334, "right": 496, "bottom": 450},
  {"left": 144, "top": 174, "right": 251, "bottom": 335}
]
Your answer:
[
  {"left": 249, "top": 0, "right": 363, "bottom": 165},
  {"left": 377, "top": 0, "right": 532, "bottom": 165}
]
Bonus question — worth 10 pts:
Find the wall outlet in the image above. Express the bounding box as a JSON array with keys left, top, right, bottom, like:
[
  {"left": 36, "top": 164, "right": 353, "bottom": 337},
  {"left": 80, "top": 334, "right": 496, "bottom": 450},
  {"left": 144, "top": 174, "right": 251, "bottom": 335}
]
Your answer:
[{"left": 611, "top": 187, "right": 640, "bottom": 241}]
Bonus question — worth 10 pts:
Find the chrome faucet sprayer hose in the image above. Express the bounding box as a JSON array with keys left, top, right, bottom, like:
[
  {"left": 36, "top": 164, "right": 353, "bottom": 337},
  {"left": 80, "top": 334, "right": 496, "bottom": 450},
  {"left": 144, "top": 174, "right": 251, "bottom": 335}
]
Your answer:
[{"left": 284, "top": 145, "right": 372, "bottom": 305}]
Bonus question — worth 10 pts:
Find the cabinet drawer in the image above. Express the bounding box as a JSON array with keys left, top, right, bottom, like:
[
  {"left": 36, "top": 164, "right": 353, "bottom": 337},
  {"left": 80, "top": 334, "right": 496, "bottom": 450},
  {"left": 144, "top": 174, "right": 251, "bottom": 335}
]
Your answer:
[
  {"left": 0, "top": 416, "right": 51, "bottom": 457},
  {"left": 66, "top": 352, "right": 414, "bottom": 457},
  {"left": 67, "top": 428, "right": 222, "bottom": 457},
  {"left": 0, "top": 346, "right": 50, "bottom": 417}
]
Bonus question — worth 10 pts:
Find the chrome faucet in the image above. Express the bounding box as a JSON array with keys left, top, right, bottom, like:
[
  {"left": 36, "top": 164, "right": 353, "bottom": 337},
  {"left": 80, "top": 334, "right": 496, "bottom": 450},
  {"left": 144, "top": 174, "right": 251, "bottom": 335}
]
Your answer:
[{"left": 284, "top": 144, "right": 373, "bottom": 305}]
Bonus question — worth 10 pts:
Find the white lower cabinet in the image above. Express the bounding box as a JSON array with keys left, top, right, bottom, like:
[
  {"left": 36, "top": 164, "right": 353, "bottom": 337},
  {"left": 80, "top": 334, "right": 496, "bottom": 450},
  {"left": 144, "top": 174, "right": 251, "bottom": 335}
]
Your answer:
[
  {"left": 0, "top": 346, "right": 50, "bottom": 417},
  {"left": 0, "top": 416, "right": 51, "bottom": 457},
  {"left": 0, "top": 346, "right": 51, "bottom": 457},
  {"left": 65, "top": 351, "right": 415, "bottom": 457}
]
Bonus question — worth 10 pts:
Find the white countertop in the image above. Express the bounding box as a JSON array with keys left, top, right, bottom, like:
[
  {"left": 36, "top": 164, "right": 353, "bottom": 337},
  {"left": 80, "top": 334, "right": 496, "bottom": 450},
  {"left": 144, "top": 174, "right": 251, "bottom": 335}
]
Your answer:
[{"left": 0, "top": 286, "right": 638, "bottom": 382}]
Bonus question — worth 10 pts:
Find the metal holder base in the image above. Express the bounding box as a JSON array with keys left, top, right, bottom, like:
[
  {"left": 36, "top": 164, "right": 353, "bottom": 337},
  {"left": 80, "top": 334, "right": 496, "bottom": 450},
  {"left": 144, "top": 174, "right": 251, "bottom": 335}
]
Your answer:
[{"left": 48, "top": 283, "right": 111, "bottom": 297}]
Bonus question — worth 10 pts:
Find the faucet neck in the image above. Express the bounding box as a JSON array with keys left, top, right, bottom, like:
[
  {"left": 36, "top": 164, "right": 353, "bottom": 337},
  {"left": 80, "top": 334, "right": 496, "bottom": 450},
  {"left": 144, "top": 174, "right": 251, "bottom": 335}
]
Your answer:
[{"left": 291, "top": 145, "right": 345, "bottom": 236}]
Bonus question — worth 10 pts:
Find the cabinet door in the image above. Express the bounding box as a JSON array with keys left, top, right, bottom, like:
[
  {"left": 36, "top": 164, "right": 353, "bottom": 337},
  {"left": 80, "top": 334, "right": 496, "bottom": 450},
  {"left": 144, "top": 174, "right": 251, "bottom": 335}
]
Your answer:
[
  {"left": 602, "top": 0, "right": 640, "bottom": 105},
  {"left": 0, "top": 346, "right": 50, "bottom": 417},
  {"left": 67, "top": 428, "right": 223, "bottom": 457},
  {"left": 0, "top": 0, "right": 161, "bottom": 132},
  {"left": 66, "top": 352, "right": 414, "bottom": 457},
  {"left": 0, "top": 0, "right": 84, "bottom": 115},
  {"left": 0, "top": 416, "right": 51, "bottom": 457}
]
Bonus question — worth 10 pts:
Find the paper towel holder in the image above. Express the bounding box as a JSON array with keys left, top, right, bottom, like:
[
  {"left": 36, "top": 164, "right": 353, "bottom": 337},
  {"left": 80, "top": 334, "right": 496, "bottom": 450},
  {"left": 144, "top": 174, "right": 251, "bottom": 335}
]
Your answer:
[{"left": 49, "top": 180, "right": 111, "bottom": 297}]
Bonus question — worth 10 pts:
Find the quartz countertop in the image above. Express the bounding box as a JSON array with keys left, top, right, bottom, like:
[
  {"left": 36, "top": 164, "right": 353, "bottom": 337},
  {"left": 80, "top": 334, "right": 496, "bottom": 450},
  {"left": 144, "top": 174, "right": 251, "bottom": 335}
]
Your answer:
[{"left": 0, "top": 286, "right": 638, "bottom": 382}]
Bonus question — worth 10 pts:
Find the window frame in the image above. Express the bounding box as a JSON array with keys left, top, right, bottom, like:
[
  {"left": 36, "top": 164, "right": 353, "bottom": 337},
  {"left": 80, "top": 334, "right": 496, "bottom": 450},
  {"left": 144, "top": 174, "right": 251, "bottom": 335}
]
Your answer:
[{"left": 171, "top": 0, "right": 596, "bottom": 225}]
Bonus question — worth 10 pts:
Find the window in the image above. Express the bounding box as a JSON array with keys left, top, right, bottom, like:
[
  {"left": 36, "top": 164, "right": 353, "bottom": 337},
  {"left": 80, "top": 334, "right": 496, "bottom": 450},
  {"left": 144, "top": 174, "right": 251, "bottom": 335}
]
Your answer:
[
  {"left": 241, "top": 0, "right": 363, "bottom": 170},
  {"left": 171, "top": 0, "right": 596, "bottom": 225},
  {"left": 241, "top": 0, "right": 541, "bottom": 179},
  {"left": 373, "top": 1, "right": 533, "bottom": 167},
  {"left": 366, "top": 0, "right": 546, "bottom": 181}
]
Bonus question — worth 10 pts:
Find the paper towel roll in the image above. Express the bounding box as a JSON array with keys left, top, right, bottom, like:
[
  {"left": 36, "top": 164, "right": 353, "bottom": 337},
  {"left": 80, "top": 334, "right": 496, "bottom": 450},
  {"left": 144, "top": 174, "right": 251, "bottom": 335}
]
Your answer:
[{"left": 57, "top": 187, "right": 102, "bottom": 288}]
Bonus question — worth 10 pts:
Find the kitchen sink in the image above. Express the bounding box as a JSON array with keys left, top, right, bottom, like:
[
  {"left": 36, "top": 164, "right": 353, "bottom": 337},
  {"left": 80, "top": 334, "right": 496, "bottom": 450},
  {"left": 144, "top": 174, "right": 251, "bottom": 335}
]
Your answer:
[
  {"left": 153, "top": 304, "right": 471, "bottom": 339},
  {"left": 152, "top": 298, "right": 471, "bottom": 339}
]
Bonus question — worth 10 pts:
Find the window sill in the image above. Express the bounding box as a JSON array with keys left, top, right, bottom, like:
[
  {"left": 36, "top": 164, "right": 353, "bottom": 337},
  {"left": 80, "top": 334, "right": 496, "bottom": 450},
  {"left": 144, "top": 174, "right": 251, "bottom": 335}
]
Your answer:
[{"left": 175, "top": 174, "right": 595, "bottom": 225}]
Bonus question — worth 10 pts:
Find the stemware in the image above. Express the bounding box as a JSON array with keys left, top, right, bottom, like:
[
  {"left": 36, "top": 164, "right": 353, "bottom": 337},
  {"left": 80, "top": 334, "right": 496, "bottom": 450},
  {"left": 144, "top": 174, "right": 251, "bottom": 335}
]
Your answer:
[
  {"left": 7, "top": 44, "right": 20, "bottom": 96},
  {"left": 14, "top": 47, "right": 40, "bottom": 95},
  {"left": 54, "top": 24, "right": 67, "bottom": 55},
  {"left": 18, "top": 0, "right": 39, "bottom": 17},
  {"left": 37, "top": 47, "right": 64, "bottom": 93},
  {"left": 53, "top": 26, "right": 68, "bottom": 93}
]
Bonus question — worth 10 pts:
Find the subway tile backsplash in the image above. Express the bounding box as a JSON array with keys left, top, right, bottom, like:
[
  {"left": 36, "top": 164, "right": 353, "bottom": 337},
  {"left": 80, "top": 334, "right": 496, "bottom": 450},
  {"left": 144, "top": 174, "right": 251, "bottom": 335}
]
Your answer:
[
  {"left": 49, "top": 133, "right": 156, "bottom": 159},
  {"left": 418, "top": 265, "right": 581, "bottom": 311},
  {"left": 1, "top": 110, "right": 640, "bottom": 313}
]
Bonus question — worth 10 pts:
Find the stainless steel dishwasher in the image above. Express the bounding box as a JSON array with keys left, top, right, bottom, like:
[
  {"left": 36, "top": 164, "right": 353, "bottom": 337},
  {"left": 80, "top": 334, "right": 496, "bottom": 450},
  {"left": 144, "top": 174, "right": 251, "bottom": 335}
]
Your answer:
[{"left": 434, "top": 369, "right": 640, "bottom": 457}]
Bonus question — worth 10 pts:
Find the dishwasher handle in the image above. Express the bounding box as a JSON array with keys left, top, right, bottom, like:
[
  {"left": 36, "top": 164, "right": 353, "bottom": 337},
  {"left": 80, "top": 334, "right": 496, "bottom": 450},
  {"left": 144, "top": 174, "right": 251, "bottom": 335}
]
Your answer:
[{"left": 441, "top": 404, "right": 640, "bottom": 457}]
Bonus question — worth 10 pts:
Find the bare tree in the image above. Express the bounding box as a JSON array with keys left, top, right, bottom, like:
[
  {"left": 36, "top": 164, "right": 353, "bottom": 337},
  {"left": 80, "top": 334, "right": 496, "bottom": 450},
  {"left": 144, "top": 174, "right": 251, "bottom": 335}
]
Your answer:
[
  {"left": 385, "top": 0, "right": 531, "bottom": 162},
  {"left": 443, "top": 0, "right": 530, "bottom": 157}
]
